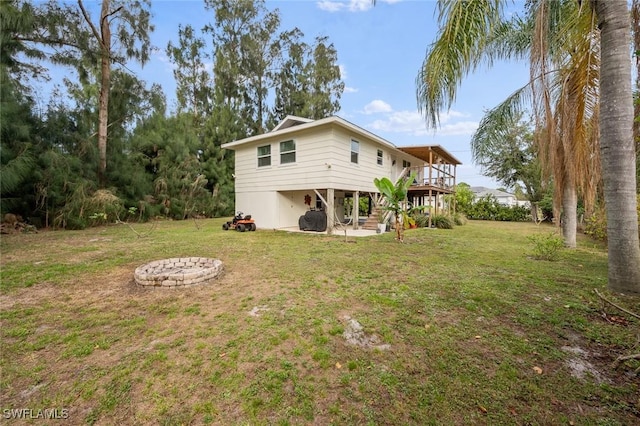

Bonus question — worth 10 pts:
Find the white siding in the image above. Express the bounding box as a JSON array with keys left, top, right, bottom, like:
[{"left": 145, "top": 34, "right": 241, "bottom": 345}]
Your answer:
[
  {"left": 236, "top": 191, "right": 278, "bottom": 229},
  {"left": 234, "top": 127, "right": 334, "bottom": 193},
  {"left": 277, "top": 190, "right": 315, "bottom": 228},
  {"left": 329, "top": 128, "right": 422, "bottom": 190}
]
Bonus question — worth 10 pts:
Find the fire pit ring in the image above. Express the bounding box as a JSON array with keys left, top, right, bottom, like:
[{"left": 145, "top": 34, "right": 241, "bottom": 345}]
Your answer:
[{"left": 134, "top": 257, "right": 223, "bottom": 288}]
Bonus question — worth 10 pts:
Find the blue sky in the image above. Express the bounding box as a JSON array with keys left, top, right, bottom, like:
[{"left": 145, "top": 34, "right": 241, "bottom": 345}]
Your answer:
[{"left": 54, "top": 0, "right": 533, "bottom": 188}]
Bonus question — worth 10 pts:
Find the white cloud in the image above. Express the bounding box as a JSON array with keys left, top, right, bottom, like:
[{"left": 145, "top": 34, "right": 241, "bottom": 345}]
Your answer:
[
  {"left": 155, "top": 51, "right": 177, "bottom": 70},
  {"left": 338, "top": 64, "right": 358, "bottom": 93},
  {"left": 338, "top": 64, "right": 348, "bottom": 80},
  {"left": 317, "top": 0, "right": 374, "bottom": 13},
  {"left": 436, "top": 121, "right": 479, "bottom": 136},
  {"left": 363, "top": 99, "right": 393, "bottom": 114},
  {"left": 317, "top": 1, "right": 344, "bottom": 12},
  {"left": 368, "top": 109, "right": 477, "bottom": 137},
  {"left": 369, "top": 110, "right": 424, "bottom": 134},
  {"left": 348, "top": 0, "right": 374, "bottom": 12}
]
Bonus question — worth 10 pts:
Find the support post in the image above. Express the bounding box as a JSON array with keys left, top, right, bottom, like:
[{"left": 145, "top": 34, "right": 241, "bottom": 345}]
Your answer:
[
  {"left": 327, "top": 188, "right": 335, "bottom": 235},
  {"left": 353, "top": 191, "right": 359, "bottom": 230}
]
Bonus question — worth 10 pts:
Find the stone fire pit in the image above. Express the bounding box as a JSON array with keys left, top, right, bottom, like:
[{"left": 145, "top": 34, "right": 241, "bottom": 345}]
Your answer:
[{"left": 134, "top": 257, "right": 223, "bottom": 288}]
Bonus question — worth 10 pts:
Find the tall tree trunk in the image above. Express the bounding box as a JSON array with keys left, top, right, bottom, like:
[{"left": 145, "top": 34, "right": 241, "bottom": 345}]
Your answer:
[
  {"left": 592, "top": 0, "right": 640, "bottom": 295},
  {"left": 530, "top": 203, "right": 539, "bottom": 223},
  {"left": 562, "top": 177, "right": 577, "bottom": 248},
  {"left": 97, "top": 0, "right": 111, "bottom": 188}
]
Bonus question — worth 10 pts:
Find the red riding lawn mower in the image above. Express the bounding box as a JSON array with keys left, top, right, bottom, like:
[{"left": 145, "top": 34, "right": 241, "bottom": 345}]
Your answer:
[{"left": 222, "top": 212, "right": 256, "bottom": 232}]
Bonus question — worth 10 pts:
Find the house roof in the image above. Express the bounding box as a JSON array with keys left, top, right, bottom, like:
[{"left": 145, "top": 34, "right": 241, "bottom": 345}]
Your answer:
[
  {"left": 470, "top": 186, "right": 515, "bottom": 198},
  {"left": 270, "top": 115, "right": 314, "bottom": 132},
  {"left": 396, "top": 145, "right": 462, "bottom": 165},
  {"left": 221, "top": 115, "right": 397, "bottom": 151},
  {"left": 221, "top": 115, "right": 461, "bottom": 166}
]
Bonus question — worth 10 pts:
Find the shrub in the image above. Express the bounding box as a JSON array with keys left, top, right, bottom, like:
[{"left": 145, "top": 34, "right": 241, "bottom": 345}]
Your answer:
[
  {"left": 465, "top": 195, "right": 530, "bottom": 222},
  {"left": 432, "top": 214, "right": 454, "bottom": 229},
  {"left": 413, "top": 213, "right": 430, "bottom": 228},
  {"left": 583, "top": 195, "right": 640, "bottom": 242},
  {"left": 527, "top": 233, "right": 564, "bottom": 261},
  {"left": 584, "top": 207, "right": 607, "bottom": 241},
  {"left": 53, "top": 184, "right": 126, "bottom": 229},
  {"left": 453, "top": 212, "right": 467, "bottom": 226}
]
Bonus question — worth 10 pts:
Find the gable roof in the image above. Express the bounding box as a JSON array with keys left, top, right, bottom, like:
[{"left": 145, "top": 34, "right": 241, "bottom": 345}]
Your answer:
[
  {"left": 270, "top": 115, "right": 314, "bottom": 132},
  {"left": 221, "top": 115, "right": 398, "bottom": 151}
]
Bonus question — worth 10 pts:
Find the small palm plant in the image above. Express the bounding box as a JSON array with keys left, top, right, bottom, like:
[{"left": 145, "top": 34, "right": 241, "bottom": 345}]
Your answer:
[{"left": 373, "top": 172, "right": 416, "bottom": 242}]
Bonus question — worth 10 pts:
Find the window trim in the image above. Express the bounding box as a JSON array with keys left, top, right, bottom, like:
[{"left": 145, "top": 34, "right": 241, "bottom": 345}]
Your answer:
[
  {"left": 280, "top": 139, "right": 296, "bottom": 164},
  {"left": 351, "top": 139, "right": 360, "bottom": 164},
  {"left": 257, "top": 144, "right": 271, "bottom": 167},
  {"left": 377, "top": 149, "right": 383, "bottom": 166}
]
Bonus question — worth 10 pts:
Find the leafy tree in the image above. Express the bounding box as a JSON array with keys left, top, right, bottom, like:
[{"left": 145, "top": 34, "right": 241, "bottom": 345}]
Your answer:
[
  {"left": 166, "top": 24, "right": 213, "bottom": 123},
  {"left": 13, "top": 0, "right": 155, "bottom": 188},
  {"left": 0, "top": 1, "right": 41, "bottom": 216},
  {"left": 205, "top": 0, "right": 281, "bottom": 135},
  {"left": 270, "top": 28, "right": 312, "bottom": 123},
  {"left": 633, "top": 0, "right": 640, "bottom": 188},
  {"left": 308, "top": 35, "right": 344, "bottom": 118},
  {"left": 471, "top": 112, "right": 545, "bottom": 221},
  {"left": 451, "top": 183, "right": 474, "bottom": 215},
  {"left": 129, "top": 112, "right": 209, "bottom": 219},
  {"left": 0, "top": 68, "right": 37, "bottom": 215},
  {"left": 270, "top": 34, "right": 344, "bottom": 124},
  {"left": 466, "top": 195, "right": 530, "bottom": 222},
  {"left": 75, "top": 0, "right": 153, "bottom": 187},
  {"left": 200, "top": 100, "right": 238, "bottom": 217}
]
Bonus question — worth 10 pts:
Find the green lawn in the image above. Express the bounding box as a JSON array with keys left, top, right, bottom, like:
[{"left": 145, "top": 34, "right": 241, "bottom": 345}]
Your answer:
[{"left": 0, "top": 219, "right": 638, "bottom": 425}]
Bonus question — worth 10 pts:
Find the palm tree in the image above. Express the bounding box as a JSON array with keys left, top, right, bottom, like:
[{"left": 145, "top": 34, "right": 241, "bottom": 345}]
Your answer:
[
  {"left": 476, "top": 1, "right": 600, "bottom": 248},
  {"left": 416, "top": 0, "right": 639, "bottom": 294},
  {"left": 591, "top": 0, "right": 640, "bottom": 294}
]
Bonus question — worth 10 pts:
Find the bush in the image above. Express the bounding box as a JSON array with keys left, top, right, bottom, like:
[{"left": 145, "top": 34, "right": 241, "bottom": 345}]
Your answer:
[
  {"left": 453, "top": 212, "right": 467, "bottom": 226},
  {"left": 53, "top": 187, "right": 126, "bottom": 229},
  {"left": 413, "top": 213, "right": 430, "bottom": 228},
  {"left": 584, "top": 207, "right": 607, "bottom": 241},
  {"left": 584, "top": 196, "right": 640, "bottom": 241},
  {"left": 432, "top": 214, "right": 454, "bottom": 229},
  {"left": 466, "top": 195, "right": 531, "bottom": 222},
  {"left": 527, "top": 233, "right": 564, "bottom": 261}
]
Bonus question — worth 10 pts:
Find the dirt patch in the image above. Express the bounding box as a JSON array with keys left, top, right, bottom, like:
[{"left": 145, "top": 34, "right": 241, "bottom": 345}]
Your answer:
[
  {"left": 561, "top": 345, "right": 609, "bottom": 383},
  {"left": 341, "top": 315, "right": 390, "bottom": 350}
]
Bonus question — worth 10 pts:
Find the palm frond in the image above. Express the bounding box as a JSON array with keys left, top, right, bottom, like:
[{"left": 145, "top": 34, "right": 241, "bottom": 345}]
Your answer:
[
  {"left": 485, "top": 14, "right": 533, "bottom": 62},
  {"left": 529, "top": 0, "right": 599, "bottom": 216},
  {"left": 416, "top": 0, "right": 505, "bottom": 128},
  {"left": 471, "top": 83, "right": 533, "bottom": 164}
]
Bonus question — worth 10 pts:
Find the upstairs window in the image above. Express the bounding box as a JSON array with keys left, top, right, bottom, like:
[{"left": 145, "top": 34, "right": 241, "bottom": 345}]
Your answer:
[
  {"left": 402, "top": 160, "right": 411, "bottom": 168},
  {"left": 280, "top": 140, "right": 296, "bottom": 164},
  {"left": 377, "top": 149, "right": 383, "bottom": 166},
  {"left": 257, "top": 145, "right": 271, "bottom": 167},
  {"left": 351, "top": 139, "right": 360, "bottom": 164}
]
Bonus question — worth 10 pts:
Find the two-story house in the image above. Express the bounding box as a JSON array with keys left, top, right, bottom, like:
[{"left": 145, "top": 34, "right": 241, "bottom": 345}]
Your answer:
[{"left": 221, "top": 115, "right": 461, "bottom": 233}]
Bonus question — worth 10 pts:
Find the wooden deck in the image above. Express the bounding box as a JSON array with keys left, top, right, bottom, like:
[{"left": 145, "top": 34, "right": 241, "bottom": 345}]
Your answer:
[{"left": 408, "top": 183, "right": 454, "bottom": 197}]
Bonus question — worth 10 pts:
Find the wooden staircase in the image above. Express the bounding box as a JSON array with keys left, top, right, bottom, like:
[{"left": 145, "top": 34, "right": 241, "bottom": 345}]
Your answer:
[{"left": 362, "top": 206, "right": 384, "bottom": 230}]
